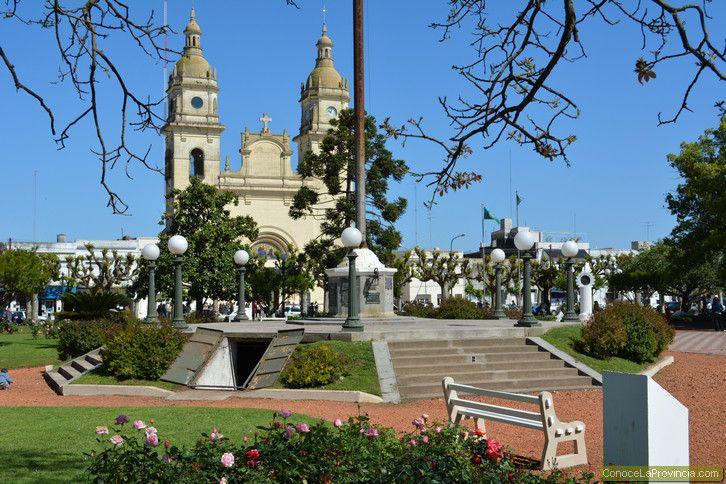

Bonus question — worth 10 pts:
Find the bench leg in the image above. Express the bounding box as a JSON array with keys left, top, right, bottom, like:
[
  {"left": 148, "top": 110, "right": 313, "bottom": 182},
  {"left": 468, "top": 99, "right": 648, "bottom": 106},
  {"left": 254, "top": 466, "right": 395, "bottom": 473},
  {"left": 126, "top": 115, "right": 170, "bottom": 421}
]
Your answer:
[
  {"left": 541, "top": 431, "right": 588, "bottom": 471},
  {"left": 474, "top": 417, "right": 486, "bottom": 434}
]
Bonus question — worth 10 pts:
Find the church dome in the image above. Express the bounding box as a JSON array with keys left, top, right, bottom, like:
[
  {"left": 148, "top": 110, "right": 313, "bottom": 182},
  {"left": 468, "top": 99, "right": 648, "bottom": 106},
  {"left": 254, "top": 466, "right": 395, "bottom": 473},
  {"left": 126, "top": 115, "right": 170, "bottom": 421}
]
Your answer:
[
  {"left": 184, "top": 9, "right": 202, "bottom": 35},
  {"left": 175, "top": 54, "right": 211, "bottom": 78},
  {"left": 305, "top": 23, "right": 345, "bottom": 89}
]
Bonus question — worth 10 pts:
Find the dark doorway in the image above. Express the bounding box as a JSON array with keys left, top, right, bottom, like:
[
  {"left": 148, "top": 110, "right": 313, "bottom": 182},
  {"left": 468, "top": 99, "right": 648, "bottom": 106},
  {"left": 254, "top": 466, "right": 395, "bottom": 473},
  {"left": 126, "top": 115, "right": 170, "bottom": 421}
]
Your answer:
[{"left": 232, "top": 340, "right": 270, "bottom": 387}]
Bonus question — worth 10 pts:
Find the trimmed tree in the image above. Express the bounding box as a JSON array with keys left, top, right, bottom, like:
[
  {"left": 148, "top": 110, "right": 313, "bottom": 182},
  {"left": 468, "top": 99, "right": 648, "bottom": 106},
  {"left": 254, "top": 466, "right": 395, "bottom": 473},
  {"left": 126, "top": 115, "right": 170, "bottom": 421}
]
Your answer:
[
  {"left": 0, "top": 249, "right": 59, "bottom": 315},
  {"left": 131, "top": 178, "right": 258, "bottom": 313},
  {"left": 413, "top": 248, "right": 472, "bottom": 302}
]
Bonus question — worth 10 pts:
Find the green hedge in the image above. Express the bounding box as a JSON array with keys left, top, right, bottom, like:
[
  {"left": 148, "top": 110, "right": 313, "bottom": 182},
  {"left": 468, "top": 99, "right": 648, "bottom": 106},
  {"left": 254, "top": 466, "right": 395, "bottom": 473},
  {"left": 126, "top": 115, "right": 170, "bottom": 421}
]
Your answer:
[
  {"left": 279, "top": 344, "right": 347, "bottom": 388},
  {"left": 577, "top": 302, "right": 674, "bottom": 363},
  {"left": 57, "top": 319, "right": 121, "bottom": 360},
  {"left": 103, "top": 320, "right": 187, "bottom": 380}
]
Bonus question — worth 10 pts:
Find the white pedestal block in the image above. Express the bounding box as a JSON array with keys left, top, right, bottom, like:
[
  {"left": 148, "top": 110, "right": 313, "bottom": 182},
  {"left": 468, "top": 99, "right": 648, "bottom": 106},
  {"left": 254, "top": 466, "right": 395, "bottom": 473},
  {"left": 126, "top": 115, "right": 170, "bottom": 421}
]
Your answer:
[{"left": 603, "top": 372, "right": 689, "bottom": 466}]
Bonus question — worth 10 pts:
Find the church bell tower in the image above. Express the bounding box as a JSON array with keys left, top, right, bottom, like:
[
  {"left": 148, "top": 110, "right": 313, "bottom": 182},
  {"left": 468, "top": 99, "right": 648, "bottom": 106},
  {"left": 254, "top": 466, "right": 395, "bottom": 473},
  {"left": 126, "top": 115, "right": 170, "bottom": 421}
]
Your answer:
[
  {"left": 162, "top": 9, "right": 224, "bottom": 202},
  {"left": 293, "top": 23, "right": 350, "bottom": 163}
]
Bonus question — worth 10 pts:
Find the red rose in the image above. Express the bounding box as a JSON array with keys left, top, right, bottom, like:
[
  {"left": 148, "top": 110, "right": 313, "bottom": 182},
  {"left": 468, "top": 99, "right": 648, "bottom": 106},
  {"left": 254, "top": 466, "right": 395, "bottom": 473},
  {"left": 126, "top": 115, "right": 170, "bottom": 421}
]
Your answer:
[
  {"left": 272, "top": 421, "right": 282, "bottom": 428},
  {"left": 474, "top": 428, "right": 485, "bottom": 437},
  {"left": 246, "top": 449, "right": 260, "bottom": 460},
  {"left": 471, "top": 455, "right": 482, "bottom": 465},
  {"left": 164, "top": 440, "right": 171, "bottom": 448},
  {"left": 485, "top": 438, "right": 503, "bottom": 461}
]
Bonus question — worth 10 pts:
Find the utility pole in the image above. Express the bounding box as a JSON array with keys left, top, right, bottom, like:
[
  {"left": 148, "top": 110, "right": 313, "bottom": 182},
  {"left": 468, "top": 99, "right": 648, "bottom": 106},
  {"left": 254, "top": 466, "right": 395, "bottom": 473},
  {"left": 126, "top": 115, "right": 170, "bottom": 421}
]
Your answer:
[{"left": 353, "top": 0, "right": 366, "bottom": 246}]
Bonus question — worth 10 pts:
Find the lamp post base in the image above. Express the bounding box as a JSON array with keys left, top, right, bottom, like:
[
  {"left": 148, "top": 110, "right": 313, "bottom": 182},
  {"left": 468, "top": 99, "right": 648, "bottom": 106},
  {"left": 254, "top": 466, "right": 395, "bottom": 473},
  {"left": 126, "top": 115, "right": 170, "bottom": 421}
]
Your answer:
[
  {"left": 489, "top": 310, "right": 507, "bottom": 320},
  {"left": 563, "top": 312, "right": 580, "bottom": 322},
  {"left": 342, "top": 318, "right": 364, "bottom": 331},
  {"left": 145, "top": 316, "right": 159, "bottom": 324},
  {"left": 515, "top": 315, "right": 541, "bottom": 327},
  {"left": 172, "top": 319, "right": 189, "bottom": 330},
  {"left": 233, "top": 314, "right": 249, "bottom": 322}
]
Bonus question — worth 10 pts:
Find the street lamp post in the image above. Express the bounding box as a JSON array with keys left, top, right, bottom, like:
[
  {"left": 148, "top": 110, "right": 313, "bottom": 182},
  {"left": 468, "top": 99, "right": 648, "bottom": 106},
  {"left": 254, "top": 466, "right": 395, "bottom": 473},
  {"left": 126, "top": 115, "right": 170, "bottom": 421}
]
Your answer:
[
  {"left": 491, "top": 248, "right": 506, "bottom": 319},
  {"left": 142, "top": 243, "right": 160, "bottom": 324},
  {"left": 341, "top": 224, "right": 363, "bottom": 331},
  {"left": 561, "top": 240, "right": 580, "bottom": 322},
  {"left": 514, "top": 230, "right": 539, "bottom": 327},
  {"left": 449, "top": 233, "right": 465, "bottom": 252},
  {"left": 168, "top": 235, "right": 189, "bottom": 330},
  {"left": 233, "top": 249, "right": 250, "bottom": 321}
]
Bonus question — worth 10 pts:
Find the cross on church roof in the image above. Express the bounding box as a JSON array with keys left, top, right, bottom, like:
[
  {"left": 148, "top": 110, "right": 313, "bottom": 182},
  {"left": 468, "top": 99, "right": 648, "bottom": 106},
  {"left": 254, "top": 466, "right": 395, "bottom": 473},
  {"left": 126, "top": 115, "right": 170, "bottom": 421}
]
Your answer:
[{"left": 259, "top": 112, "right": 272, "bottom": 133}]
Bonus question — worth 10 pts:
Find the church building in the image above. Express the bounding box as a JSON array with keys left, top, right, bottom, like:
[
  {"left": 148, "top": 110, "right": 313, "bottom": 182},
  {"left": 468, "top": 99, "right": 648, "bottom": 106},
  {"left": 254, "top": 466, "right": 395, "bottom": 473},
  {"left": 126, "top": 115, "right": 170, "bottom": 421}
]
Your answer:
[{"left": 162, "top": 10, "right": 349, "bottom": 254}]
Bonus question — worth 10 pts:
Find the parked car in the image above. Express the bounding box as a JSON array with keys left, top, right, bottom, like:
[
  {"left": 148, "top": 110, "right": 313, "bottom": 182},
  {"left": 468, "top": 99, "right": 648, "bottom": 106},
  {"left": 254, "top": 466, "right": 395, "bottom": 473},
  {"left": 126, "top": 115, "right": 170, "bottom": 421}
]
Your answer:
[{"left": 284, "top": 304, "right": 301, "bottom": 318}]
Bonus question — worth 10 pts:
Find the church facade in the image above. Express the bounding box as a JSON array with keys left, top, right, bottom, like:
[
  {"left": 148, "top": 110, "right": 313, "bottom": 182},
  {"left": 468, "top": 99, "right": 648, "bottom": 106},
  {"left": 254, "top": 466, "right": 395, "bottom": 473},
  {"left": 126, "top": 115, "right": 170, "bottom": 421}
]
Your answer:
[{"left": 162, "top": 10, "right": 349, "bottom": 254}]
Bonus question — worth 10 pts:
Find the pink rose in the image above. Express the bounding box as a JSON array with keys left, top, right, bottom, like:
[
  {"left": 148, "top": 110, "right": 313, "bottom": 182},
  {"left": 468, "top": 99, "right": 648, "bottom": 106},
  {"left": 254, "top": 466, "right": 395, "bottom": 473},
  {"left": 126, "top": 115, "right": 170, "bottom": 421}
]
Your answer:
[
  {"left": 407, "top": 439, "right": 417, "bottom": 447},
  {"left": 333, "top": 418, "right": 343, "bottom": 428},
  {"left": 283, "top": 426, "right": 294, "bottom": 439},
  {"left": 145, "top": 427, "right": 158, "bottom": 436},
  {"left": 412, "top": 418, "right": 426, "bottom": 429},
  {"left": 95, "top": 426, "right": 109, "bottom": 435},
  {"left": 220, "top": 452, "right": 235, "bottom": 468},
  {"left": 279, "top": 409, "right": 292, "bottom": 418},
  {"left": 210, "top": 431, "right": 223, "bottom": 442},
  {"left": 364, "top": 428, "right": 379, "bottom": 438},
  {"left": 422, "top": 435, "right": 429, "bottom": 444},
  {"left": 485, "top": 438, "right": 503, "bottom": 461},
  {"left": 434, "top": 426, "right": 442, "bottom": 433},
  {"left": 421, "top": 414, "right": 430, "bottom": 422},
  {"left": 109, "top": 435, "right": 124, "bottom": 446},
  {"left": 133, "top": 420, "right": 146, "bottom": 430},
  {"left": 295, "top": 423, "right": 310, "bottom": 433},
  {"left": 162, "top": 453, "right": 171, "bottom": 463},
  {"left": 219, "top": 478, "right": 227, "bottom": 484},
  {"left": 146, "top": 432, "right": 159, "bottom": 447}
]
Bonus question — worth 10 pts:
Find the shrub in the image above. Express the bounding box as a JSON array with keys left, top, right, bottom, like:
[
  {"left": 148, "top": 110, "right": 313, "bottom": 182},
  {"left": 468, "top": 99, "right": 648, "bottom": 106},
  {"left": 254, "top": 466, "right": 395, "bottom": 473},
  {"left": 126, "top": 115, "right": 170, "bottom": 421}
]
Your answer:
[
  {"left": 400, "top": 302, "right": 437, "bottom": 318},
  {"left": 185, "top": 312, "right": 218, "bottom": 325},
  {"left": 577, "top": 302, "right": 674, "bottom": 363},
  {"left": 61, "top": 291, "right": 130, "bottom": 314},
  {"left": 57, "top": 319, "right": 120, "bottom": 360},
  {"left": 280, "top": 343, "right": 347, "bottom": 388},
  {"left": 88, "top": 411, "right": 594, "bottom": 483},
  {"left": 436, "top": 298, "right": 486, "bottom": 319},
  {"left": 103, "top": 320, "right": 187, "bottom": 380}
]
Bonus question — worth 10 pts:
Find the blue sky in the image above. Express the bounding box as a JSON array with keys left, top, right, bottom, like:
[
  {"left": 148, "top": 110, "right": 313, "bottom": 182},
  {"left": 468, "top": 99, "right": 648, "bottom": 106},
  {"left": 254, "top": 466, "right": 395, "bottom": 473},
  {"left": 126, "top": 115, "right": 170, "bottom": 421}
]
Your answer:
[{"left": 1, "top": 0, "right": 723, "bottom": 252}]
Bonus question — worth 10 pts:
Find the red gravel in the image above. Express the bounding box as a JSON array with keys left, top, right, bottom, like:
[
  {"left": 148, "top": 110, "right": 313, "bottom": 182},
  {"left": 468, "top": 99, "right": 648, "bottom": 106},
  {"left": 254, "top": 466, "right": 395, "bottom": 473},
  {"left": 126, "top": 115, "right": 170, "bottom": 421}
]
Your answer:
[{"left": 2, "top": 351, "right": 724, "bottom": 475}]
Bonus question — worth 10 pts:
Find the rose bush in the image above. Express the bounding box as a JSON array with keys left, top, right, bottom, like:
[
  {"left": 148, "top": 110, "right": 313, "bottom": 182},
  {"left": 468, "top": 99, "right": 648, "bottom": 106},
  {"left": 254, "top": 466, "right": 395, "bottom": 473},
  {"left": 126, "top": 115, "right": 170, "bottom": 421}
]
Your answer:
[{"left": 87, "top": 411, "right": 593, "bottom": 483}]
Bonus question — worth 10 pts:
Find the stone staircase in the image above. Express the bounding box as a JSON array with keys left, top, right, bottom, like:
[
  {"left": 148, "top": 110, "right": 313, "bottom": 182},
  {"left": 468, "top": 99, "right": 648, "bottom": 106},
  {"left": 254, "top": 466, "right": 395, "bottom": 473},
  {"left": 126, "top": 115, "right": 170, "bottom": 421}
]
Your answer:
[
  {"left": 389, "top": 338, "right": 598, "bottom": 400},
  {"left": 44, "top": 347, "right": 104, "bottom": 395}
]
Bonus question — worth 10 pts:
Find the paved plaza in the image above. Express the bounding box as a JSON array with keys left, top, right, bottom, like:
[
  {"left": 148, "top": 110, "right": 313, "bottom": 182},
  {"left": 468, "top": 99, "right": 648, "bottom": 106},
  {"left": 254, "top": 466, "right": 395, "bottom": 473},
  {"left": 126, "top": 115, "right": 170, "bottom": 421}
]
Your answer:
[{"left": 670, "top": 330, "right": 726, "bottom": 355}]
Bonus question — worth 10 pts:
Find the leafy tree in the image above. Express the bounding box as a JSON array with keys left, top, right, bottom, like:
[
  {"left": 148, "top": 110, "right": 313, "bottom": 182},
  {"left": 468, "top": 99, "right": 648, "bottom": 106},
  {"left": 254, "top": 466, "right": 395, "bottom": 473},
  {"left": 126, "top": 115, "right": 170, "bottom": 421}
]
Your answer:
[
  {"left": 246, "top": 246, "right": 316, "bottom": 316},
  {"left": 666, "top": 116, "right": 726, "bottom": 281},
  {"left": 0, "top": 249, "right": 59, "bottom": 312},
  {"left": 412, "top": 248, "right": 471, "bottom": 302},
  {"left": 290, "top": 109, "right": 408, "bottom": 273},
  {"left": 392, "top": 250, "right": 415, "bottom": 307},
  {"left": 131, "top": 178, "right": 258, "bottom": 313},
  {"left": 65, "top": 243, "right": 137, "bottom": 294},
  {"left": 531, "top": 258, "right": 562, "bottom": 310}
]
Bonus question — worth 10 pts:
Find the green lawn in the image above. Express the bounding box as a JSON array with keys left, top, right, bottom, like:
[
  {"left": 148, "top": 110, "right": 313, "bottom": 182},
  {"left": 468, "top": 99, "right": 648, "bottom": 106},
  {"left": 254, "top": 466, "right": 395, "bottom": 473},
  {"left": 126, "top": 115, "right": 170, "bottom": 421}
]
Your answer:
[
  {"left": 0, "top": 328, "right": 62, "bottom": 368},
  {"left": 276, "top": 340, "right": 381, "bottom": 396},
  {"left": 72, "top": 368, "right": 180, "bottom": 391},
  {"left": 0, "top": 406, "right": 316, "bottom": 483},
  {"left": 542, "top": 325, "right": 649, "bottom": 374}
]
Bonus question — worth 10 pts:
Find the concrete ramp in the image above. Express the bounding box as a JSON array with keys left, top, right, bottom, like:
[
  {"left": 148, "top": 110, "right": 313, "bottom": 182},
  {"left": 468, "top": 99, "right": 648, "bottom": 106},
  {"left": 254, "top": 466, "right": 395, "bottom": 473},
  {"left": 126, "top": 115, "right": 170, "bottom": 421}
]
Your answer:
[{"left": 161, "top": 328, "right": 224, "bottom": 385}]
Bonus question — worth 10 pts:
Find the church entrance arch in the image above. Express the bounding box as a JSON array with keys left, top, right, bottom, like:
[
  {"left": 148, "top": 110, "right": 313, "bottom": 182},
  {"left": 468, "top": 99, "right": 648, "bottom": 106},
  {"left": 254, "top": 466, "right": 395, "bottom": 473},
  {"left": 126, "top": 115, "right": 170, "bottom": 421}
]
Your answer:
[{"left": 190, "top": 148, "right": 204, "bottom": 178}]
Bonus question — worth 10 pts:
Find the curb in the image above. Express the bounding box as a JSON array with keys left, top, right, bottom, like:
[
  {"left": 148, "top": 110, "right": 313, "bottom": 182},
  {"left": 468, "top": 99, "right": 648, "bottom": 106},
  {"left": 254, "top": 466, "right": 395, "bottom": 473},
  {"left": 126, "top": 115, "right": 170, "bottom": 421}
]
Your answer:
[
  {"left": 63, "top": 384, "right": 174, "bottom": 398},
  {"left": 639, "top": 355, "right": 674, "bottom": 378},
  {"left": 228, "top": 388, "right": 383, "bottom": 403},
  {"left": 372, "top": 340, "right": 401, "bottom": 404},
  {"left": 526, "top": 337, "right": 603, "bottom": 385}
]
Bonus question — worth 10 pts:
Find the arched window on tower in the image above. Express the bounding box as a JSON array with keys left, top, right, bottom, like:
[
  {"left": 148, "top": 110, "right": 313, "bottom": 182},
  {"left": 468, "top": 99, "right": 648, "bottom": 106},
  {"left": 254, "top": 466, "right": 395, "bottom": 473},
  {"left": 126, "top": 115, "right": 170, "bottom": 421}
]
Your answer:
[{"left": 190, "top": 148, "right": 204, "bottom": 178}]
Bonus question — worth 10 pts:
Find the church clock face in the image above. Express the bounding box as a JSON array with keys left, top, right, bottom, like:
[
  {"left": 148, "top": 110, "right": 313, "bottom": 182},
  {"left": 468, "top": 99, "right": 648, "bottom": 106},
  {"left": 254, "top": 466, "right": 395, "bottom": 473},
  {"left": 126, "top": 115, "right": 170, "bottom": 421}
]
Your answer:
[
  {"left": 191, "top": 96, "right": 204, "bottom": 109},
  {"left": 326, "top": 106, "right": 338, "bottom": 118}
]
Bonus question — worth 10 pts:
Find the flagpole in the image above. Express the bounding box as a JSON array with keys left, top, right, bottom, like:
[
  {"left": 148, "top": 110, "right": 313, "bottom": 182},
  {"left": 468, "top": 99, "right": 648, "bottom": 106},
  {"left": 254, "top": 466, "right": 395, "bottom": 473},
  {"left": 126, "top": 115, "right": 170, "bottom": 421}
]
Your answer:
[{"left": 515, "top": 191, "right": 520, "bottom": 227}]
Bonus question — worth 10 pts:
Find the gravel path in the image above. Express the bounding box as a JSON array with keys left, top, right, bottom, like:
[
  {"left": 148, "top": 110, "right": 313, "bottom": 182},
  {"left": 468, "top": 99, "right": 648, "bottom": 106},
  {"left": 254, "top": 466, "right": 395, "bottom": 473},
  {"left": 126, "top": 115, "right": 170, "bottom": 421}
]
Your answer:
[{"left": 2, "top": 351, "right": 724, "bottom": 474}]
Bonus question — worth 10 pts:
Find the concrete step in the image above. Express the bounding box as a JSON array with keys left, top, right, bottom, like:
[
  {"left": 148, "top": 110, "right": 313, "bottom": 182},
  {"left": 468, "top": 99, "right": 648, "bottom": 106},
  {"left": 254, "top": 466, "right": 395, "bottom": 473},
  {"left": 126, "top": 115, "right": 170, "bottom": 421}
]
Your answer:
[
  {"left": 388, "top": 338, "right": 525, "bottom": 350},
  {"left": 389, "top": 343, "right": 541, "bottom": 358},
  {"left": 398, "top": 375, "right": 595, "bottom": 399},
  {"left": 71, "top": 358, "right": 96, "bottom": 373},
  {"left": 43, "top": 370, "right": 68, "bottom": 395},
  {"left": 397, "top": 367, "right": 580, "bottom": 386},
  {"left": 394, "top": 363, "right": 489, "bottom": 375},
  {"left": 391, "top": 354, "right": 471, "bottom": 366},
  {"left": 477, "top": 351, "right": 554, "bottom": 363},
  {"left": 58, "top": 365, "right": 82, "bottom": 381},
  {"left": 478, "top": 359, "right": 569, "bottom": 372},
  {"left": 460, "top": 344, "right": 541, "bottom": 355},
  {"left": 86, "top": 351, "right": 103, "bottom": 365}
]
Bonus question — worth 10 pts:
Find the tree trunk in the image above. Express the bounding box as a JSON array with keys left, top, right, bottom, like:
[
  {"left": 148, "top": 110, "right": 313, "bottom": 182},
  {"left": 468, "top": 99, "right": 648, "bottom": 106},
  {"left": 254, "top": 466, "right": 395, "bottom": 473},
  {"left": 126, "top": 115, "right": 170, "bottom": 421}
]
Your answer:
[
  {"left": 31, "top": 293, "right": 39, "bottom": 320},
  {"left": 438, "top": 281, "right": 447, "bottom": 303},
  {"left": 195, "top": 295, "right": 204, "bottom": 315}
]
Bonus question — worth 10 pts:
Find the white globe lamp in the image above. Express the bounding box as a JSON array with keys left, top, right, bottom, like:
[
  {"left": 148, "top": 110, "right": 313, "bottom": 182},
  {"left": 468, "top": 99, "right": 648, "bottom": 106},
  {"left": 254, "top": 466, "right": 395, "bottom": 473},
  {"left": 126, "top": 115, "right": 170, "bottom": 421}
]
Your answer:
[
  {"left": 141, "top": 243, "right": 160, "bottom": 261},
  {"left": 341, "top": 225, "right": 363, "bottom": 249},
  {"left": 491, "top": 248, "right": 506, "bottom": 264},
  {"left": 562, "top": 240, "right": 579, "bottom": 259},
  {"left": 513, "top": 230, "right": 535, "bottom": 251},
  {"left": 168, "top": 235, "right": 188, "bottom": 255}
]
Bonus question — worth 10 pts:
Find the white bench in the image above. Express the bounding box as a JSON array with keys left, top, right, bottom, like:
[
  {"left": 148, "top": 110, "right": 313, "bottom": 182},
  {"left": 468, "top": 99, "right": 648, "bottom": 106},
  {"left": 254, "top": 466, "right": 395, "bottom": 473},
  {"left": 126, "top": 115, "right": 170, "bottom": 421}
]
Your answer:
[{"left": 442, "top": 377, "right": 587, "bottom": 470}]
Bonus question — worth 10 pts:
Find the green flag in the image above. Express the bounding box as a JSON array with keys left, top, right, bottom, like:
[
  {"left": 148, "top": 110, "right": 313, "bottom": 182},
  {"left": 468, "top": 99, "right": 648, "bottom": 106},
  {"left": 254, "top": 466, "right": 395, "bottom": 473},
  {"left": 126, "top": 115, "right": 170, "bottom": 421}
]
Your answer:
[{"left": 483, "top": 207, "right": 500, "bottom": 224}]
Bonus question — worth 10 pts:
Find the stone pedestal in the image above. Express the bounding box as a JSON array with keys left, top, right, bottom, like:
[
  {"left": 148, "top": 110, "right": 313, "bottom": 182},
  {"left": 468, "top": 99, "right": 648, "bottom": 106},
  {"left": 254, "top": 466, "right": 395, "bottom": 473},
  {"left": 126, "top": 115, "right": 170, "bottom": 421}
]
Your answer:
[
  {"left": 325, "top": 248, "right": 397, "bottom": 318},
  {"left": 578, "top": 263, "right": 594, "bottom": 321}
]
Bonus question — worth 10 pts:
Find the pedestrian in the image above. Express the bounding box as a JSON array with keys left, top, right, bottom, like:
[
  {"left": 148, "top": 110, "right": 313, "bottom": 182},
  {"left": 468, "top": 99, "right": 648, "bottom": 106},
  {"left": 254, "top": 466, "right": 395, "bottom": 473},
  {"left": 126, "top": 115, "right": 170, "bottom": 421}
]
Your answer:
[
  {"left": 0, "top": 368, "right": 13, "bottom": 390},
  {"left": 711, "top": 296, "right": 724, "bottom": 332}
]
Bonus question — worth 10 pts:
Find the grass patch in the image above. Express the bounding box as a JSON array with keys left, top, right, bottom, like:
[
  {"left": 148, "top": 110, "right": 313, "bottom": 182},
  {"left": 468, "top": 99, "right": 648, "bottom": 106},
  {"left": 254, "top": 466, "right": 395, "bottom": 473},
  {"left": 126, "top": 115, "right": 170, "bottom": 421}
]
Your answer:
[
  {"left": 0, "top": 406, "right": 317, "bottom": 484},
  {"left": 542, "top": 325, "right": 649, "bottom": 374},
  {"left": 0, "top": 327, "right": 62, "bottom": 368},
  {"left": 71, "top": 367, "right": 179, "bottom": 391},
  {"left": 276, "top": 340, "right": 380, "bottom": 396}
]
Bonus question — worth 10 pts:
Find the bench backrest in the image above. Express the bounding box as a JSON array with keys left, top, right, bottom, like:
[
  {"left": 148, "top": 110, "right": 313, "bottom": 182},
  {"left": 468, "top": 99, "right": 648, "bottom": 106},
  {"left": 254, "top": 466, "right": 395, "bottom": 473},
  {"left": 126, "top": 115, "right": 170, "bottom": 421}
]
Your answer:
[{"left": 442, "top": 377, "right": 548, "bottom": 430}]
